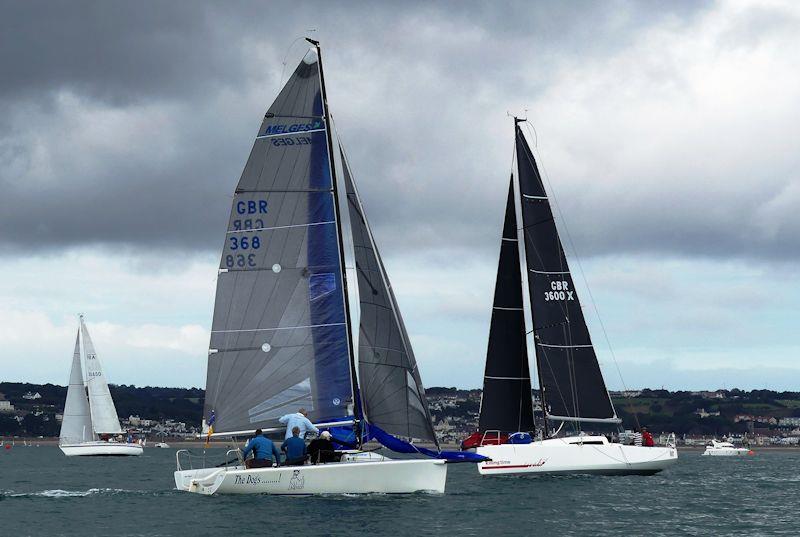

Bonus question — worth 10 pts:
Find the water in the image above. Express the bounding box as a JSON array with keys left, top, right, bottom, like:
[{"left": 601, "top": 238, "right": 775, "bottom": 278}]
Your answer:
[{"left": 1, "top": 447, "right": 797, "bottom": 536}]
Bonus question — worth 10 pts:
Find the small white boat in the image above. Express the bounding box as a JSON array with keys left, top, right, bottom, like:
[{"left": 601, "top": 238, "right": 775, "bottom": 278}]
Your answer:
[
  {"left": 60, "top": 441, "right": 144, "bottom": 457},
  {"left": 153, "top": 442, "right": 171, "bottom": 448},
  {"left": 58, "top": 316, "right": 142, "bottom": 457},
  {"left": 702, "top": 440, "right": 754, "bottom": 456},
  {"left": 477, "top": 435, "right": 677, "bottom": 476}
]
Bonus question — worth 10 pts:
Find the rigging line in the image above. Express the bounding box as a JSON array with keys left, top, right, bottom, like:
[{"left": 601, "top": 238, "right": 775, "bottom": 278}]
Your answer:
[
  {"left": 277, "top": 35, "right": 312, "bottom": 95},
  {"left": 522, "top": 121, "right": 637, "bottom": 431}
]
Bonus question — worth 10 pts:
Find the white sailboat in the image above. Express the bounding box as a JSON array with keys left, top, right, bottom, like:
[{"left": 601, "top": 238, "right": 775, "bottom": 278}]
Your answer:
[
  {"left": 469, "top": 118, "right": 677, "bottom": 476},
  {"left": 174, "top": 40, "right": 480, "bottom": 496},
  {"left": 59, "top": 316, "right": 142, "bottom": 457}
]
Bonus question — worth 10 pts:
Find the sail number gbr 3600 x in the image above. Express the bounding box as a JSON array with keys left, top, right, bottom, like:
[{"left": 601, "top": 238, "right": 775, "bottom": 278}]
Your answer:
[
  {"left": 225, "top": 198, "right": 267, "bottom": 269},
  {"left": 543, "top": 280, "right": 575, "bottom": 301}
]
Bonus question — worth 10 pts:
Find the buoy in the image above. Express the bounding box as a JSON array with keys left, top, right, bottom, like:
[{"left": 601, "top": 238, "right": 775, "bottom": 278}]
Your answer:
[
  {"left": 4, "top": 444, "right": 11, "bottom": 450},
  {"left": 748, "top": 450, "right": 755, "bottom": 456}
]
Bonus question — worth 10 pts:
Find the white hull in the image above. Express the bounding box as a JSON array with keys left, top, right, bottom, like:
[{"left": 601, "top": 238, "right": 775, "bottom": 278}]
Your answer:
[
  {"left": 476, "top": 436, "right": 678, "bottom": 476},
  {"left": 702, "top": 449, "right": 752, "bottom": 456},
  {"left": 60, "top": 441, "right": 143, "bottom": 457},
  {"left": 174, "top": 458, "right": 447, "bottom": 495}
]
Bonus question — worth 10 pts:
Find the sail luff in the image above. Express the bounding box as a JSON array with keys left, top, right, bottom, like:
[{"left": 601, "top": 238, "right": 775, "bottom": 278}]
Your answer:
[
  {"left": 310, "top": 41, "right": 361, "bottom": 429},
  {"left": 59, "top": 329, "right": 94, "bottom": 444},
  {"left": 478, "top": 176, "right": 535, "bottom": 434},
  {"left": 80, "top": 317, "right": 123, "bottom": 434},
  {"left": 515, "top": 125, "right": 618, "bottom": 423}
]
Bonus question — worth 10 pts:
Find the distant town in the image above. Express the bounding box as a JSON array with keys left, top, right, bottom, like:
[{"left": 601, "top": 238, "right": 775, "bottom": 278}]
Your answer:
[{"left": 2, "top": 382, "right": 799, "bottom": 447}]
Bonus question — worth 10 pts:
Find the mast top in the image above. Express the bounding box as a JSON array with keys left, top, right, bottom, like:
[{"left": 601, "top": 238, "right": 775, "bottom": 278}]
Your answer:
[{"left": 305, "top": 37, "right": 320, "bottom": 46}]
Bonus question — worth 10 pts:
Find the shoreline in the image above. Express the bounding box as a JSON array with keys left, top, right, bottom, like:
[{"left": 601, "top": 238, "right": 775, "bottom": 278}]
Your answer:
[{"left": 4, "top": 438, "right": 800, "bottom": 452}]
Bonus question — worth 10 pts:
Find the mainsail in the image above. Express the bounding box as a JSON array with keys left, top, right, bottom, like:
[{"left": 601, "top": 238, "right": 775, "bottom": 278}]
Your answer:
[
  {"left": 516, "top": 124, "right": 618, "bottom": 423},
  {"left": 81, "top": 316, "right": 124, "bottom": 433},
  {"left": 478, "top": 177, "right": 535, "bottom": 433},
  {"left": 59, "top": 330, "right": 93, "bottom": 444},
  {"left": 204, "top": 47, "right": 355, "bottom": 434},
  {"left": 341, "top": 147, "right": 437, "bottom": 442}
]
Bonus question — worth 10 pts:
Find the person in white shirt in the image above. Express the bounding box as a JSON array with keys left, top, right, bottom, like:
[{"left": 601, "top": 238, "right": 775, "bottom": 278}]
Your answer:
[{"left": 278, "top": 408, "right": 319, "bottom": 440}]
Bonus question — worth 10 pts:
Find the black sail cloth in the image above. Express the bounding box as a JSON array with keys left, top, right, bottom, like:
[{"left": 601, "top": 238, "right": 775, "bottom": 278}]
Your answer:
[
  {"left": 516, "top": 125, "right": 617, "bottom": 423},
  {"left": 478, "top": 178, "right": 535, "bottom": 433}
]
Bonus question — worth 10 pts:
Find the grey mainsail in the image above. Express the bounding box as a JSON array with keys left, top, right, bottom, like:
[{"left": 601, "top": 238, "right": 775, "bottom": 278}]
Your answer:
[
  {"left": 478, "top": 177, "right": 535, "bottom": 433},
  {"left": 204, "top": 48, "right": 354, "bottom": 434},
  {"left": 81, "top": 317, "right": 124, "bottom": 433},
  {"left": 59, "top": 330, "right": 93, "bottom": 444},
  {"left": 516, "top": 124, "right": 618, "bottom": 423},
  {"left": 341, "top": 147, "right": 437, "bottom": 443}
]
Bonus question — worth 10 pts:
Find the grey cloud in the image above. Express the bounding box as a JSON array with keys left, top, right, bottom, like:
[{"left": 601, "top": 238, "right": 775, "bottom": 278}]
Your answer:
[{"left": 11, "top": 0, "right": 789, "bottom": 264}]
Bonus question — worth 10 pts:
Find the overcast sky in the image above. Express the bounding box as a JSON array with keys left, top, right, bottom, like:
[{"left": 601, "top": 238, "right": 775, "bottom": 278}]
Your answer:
[{"left": 2, "top": 0, "right": 799, "bottom": 391}]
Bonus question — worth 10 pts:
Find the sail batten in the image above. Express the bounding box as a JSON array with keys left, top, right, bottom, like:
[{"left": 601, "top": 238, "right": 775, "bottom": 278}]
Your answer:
[{"left": 515, "top": 125, "right": 617, "bottom": 423}]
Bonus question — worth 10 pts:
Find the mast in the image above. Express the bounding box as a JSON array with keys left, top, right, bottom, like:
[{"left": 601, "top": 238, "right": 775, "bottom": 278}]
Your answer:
[
  {"left": 514, "top": 117, "right": 549, "bottom": 438},
  {"left": 307, "top": 38, "right": 363, "bottom": 444}
]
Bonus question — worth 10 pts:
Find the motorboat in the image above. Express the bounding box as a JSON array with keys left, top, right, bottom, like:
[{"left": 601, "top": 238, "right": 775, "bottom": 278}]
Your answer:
[{"left": 702, "top": 440, "right": 754, "bottom": 456}]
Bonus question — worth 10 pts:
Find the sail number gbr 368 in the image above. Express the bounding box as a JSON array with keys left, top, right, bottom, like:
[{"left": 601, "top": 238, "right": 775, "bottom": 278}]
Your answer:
[
  {"left": 225, "top": 199, "right": 267, "bottom": 269},
  {"left": 543, "top": 280, "right": 575, "bottom": 301}
]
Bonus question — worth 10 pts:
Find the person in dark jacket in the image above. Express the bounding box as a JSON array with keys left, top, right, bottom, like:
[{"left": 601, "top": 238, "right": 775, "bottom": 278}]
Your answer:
[
  {"left": 242, "top": 429, "right": 281, "bottom": 468},
  {"left": 281, "top": 426, "right": 307, "bottom": 466},
  {"left": 307, "top": 430, "right": 338, "bottom": 464}
]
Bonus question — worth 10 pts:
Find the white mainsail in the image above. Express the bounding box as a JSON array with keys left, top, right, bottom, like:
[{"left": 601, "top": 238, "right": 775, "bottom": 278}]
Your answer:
[
  {"left": 80, "top": 316, "right": 123, "bottom": 434},
  {"left": 59, "top": 329, "right": 94, "bottom": 444}
]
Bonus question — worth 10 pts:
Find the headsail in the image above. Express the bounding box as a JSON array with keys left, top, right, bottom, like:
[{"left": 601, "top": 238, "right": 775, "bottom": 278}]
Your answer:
[
  {"left": 81, "top": 317, "right": 124, "bottom": 433},
  {"left": 516, "top": 125, "right": 618, "bottom": 423},
  {"left": 59, "top": 329, "right": 94, "bottom": 444},
  {"left": 478, "top": 177, "right": 535, "bottom": 433},
  {"left": 204, "top": 48, "right": 354, "bottom": 434},
  {"left": 341, "top": 147, "right": 437, "bottom": 442}
]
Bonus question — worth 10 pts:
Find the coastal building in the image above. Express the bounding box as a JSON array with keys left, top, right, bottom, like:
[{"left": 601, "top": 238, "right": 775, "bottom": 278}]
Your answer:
[{"left": 0, "top": 400, "right": 14, "bottom": 413}]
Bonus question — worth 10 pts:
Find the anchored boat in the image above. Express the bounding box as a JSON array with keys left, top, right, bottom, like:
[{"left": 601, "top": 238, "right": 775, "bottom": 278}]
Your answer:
[
  {"left": 174, "top": 40, "right": 482, "bottom": 496},
  {"left": 702, "top": 440, "right": 755, "bottom": 456},
  {"left": 469, "top": 119, "right": 677, "bottom": 476},
  {"left": 59, "top": 316, "right": 142, "bottom": 457}
]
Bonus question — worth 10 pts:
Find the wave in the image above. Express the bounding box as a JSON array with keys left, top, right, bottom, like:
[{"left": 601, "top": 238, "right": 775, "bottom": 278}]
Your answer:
[{"left": 1, "top": 488, "right": 146, "bottom": 499}]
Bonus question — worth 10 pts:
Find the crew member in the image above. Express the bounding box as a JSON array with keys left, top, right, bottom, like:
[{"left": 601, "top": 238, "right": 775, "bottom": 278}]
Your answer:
[
  {"left": 641, "top": 427, "right": 655, "bottom": 447},
  {"left": 308, "top": 430, "right": 338, "bottom": 464},
  {"left": 242, "top": 428, "right": 281, "bottom": 468},
  {"left": 281, "top": 426, "right": 307, "bottom": 466},
  {"left": 278, "top": 408, "right": 318, "bottom": 439}
]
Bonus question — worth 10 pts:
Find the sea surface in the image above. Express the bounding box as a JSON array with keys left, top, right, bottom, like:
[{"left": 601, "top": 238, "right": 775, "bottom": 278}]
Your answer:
[{"left": 1, "top": 446, "right": 797, "bottom": 536}]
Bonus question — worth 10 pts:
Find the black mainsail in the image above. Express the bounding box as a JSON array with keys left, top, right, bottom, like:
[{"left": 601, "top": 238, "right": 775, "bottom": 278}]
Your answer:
[
  {"left": 478, "top": 178, "right": 535, "bottom": 434},
  {"left": 516, "top": 123, "right": 618, "bottom": 424}
]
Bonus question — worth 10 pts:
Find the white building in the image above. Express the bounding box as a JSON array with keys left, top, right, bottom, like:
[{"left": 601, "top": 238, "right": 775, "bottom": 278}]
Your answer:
[{"left": 0, "top": 400, "right": 14, "bottom": 413}]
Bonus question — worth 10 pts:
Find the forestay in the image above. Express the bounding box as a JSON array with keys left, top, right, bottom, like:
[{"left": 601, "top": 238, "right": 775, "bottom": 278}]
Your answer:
[
  {"left": 59, "top": 330, "right": 94, "bottom": 444},
  {"left": 341, "top": 148, "right": 437, "bottom": 443},
  {"left": 81, "top": 317, "right": 123, "bottom": 434},
  {"left": 204, "top": 49, "right": 354, "bottom": 434},
  {"left": 516, "top": 125, "right": 618, "bottom": 423},
  {"left": 478, "top": 177, "right": 535, "bottom": 433}
]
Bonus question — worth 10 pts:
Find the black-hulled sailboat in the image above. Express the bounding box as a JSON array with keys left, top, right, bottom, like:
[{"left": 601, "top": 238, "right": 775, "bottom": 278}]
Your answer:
[
  {"left": 468, "top": 119, "right": 677, "bottom": 475},
  {"left": 173, "top": 40, "right": 484, "bottom": 496}
]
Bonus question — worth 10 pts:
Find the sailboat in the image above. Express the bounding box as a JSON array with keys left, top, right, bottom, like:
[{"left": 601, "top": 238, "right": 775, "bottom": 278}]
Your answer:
[
  {"left": 174, "top": 40, "right": 483, "bottom": 496},
  {"left": 467, "top": 118, "right": 677, "bottom": 475},
  {"left": 59, "top": 316, "right": 142, "bottom": 456}
]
